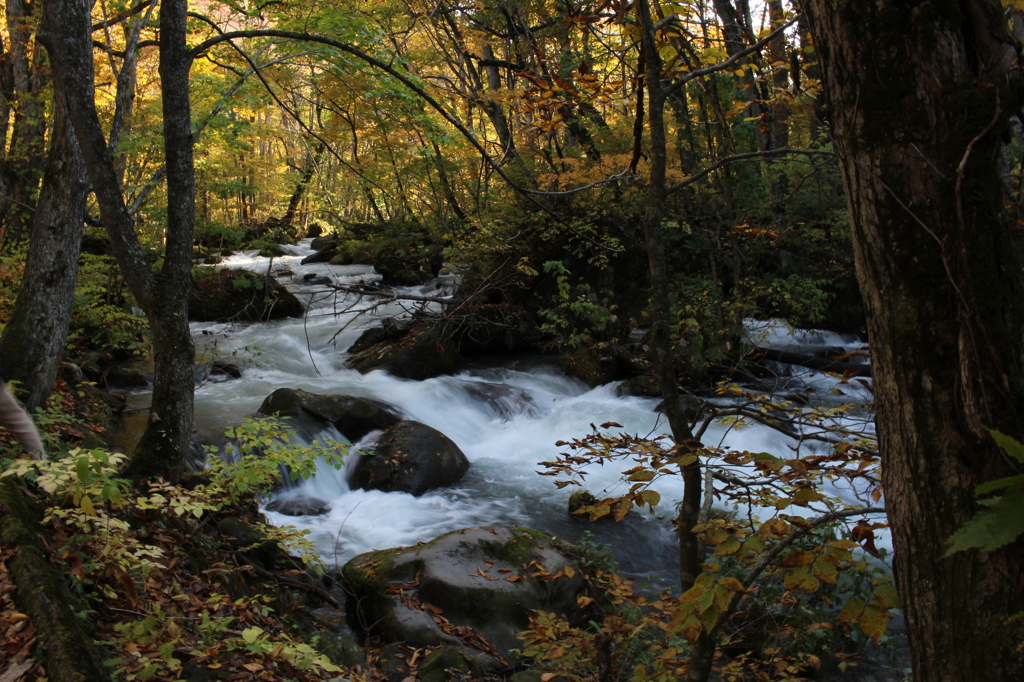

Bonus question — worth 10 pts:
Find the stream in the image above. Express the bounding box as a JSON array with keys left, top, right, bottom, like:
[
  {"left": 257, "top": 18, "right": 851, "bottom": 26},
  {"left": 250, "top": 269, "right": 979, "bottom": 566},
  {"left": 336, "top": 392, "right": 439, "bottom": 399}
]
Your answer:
[{"left": 173, "top": 239, "right": 877, "bottom": 587}]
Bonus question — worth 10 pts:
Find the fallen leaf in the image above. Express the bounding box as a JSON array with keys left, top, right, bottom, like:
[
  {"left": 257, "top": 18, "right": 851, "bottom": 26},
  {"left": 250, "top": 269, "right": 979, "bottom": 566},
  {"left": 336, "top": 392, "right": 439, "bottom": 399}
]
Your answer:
[{"left": 0, "top": 660, "right": 35, "bottom": 682}]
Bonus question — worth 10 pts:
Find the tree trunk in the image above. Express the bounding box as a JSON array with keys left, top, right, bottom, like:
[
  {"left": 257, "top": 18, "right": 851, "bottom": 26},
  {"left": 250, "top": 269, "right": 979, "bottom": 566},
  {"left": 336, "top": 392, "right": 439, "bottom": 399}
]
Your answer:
[
  {"left": 801, "top": 0, "right": 1024, "bottom": 678},
  {"left": 0, "top": 46, "right": 86, "bottom": 411},
  {"left": 43, "top": 0, "right": 195, "bottom": 481},
  {"left": 636, "top": 0, "right": 704, "bottom": 595},
  {"left": 0, "top": 0, "right": 48, "bottom": 244},
  {"left": 124, "top": 0, "right": 195, "bottom": 481},
  {"left": 281, "top": 142, "right": 324, "bottom": 230}
]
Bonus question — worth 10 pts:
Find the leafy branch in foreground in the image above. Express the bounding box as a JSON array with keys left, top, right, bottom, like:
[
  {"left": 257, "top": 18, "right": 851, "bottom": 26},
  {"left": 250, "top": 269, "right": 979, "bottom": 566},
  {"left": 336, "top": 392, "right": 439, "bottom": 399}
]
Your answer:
[{"left": 535, "top": 420, "right": 893, "bottom": 680}]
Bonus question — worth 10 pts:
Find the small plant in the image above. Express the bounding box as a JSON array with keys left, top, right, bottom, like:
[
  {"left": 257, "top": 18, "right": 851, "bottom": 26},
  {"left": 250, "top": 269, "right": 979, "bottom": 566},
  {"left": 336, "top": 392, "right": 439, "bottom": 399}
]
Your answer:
[{"left": 205, "top": 416, "right": 348, "bottom": 499}]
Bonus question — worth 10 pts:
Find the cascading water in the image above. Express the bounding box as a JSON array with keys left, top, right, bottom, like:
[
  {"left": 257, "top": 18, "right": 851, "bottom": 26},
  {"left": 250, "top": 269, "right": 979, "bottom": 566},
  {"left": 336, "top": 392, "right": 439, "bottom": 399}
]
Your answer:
[{"left": 184, "top": 240, "right": 878, "bottom": 586}]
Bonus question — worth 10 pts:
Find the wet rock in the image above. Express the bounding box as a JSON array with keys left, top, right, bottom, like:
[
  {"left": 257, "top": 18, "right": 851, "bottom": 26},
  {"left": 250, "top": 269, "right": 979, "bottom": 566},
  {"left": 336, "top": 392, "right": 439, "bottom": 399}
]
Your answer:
[
  {"left": 348, "top": 328, "right": 459, "bottom": 380},
  {"left": 211, "top": 361, "right": 242, "bottom": 379},
  {"left": 60, "top": 362, "right": 85, "bottom": 386},
  {"left": 81, "top": 231, "right": 112, "bottom": 256},
  {"left": 300, "top": 273, "right": 332, "bottom": 286},
  {"left": 301, "top": 243, "right": 340, "bottom": 264},
  {"left": 350, "top": 420, "right": 469, "bottom": 496},
  {"left": 347, "top": 318, "right": 414, "bottom": 354},
  {"left": 419, "top": 645, "right": 499, "bottom": 682},
  {"left": 265, "top": 494, "right": 330, "bottom": 516},
  {"left": 310, "top": 235, "right": 338, "bottom": 251},
  {"left": 259, "top": 244, "right": 285, "bottom": 257},
  {"left": 257, "top": 388, "right": 403, "bottom": 442},
  {"left": 190, "top": 269, "right": 304, "bottom": 322},
  {"left": 217, "top": 517, "right": 280, "bottom": 569},
  {"left": 103, "top": 365, "right": 149, "bottom": 388},
  {"left": 342, "top": 527, "right": 584, "bottom": 662},
  {"left": 329, "top": 241, "right": 373, "bottom": 265},
  {"left": 616, "top": 374, "right": 660, "bottom": 397},
  {"left": 449, "top": 304, "right": 541, "bottom": 356},
  {"left": 455, "top": 380, "right": 539, "bottom": 419},
  {"left": 558, "top": 347, "right": 620, "bottom": 387}
]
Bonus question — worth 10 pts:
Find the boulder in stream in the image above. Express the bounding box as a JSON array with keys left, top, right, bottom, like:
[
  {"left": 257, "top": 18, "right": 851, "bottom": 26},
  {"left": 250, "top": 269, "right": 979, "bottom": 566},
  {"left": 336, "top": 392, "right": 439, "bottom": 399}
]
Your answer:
[
  {"left": 264, "top": 494, "right": 330, "bottom": 517},
  {"left": 350, "top": 420, "right": 469, "bottom": 495},
  {"left": 342, "top": 526, "right": 584, "bottom": 663},
  {"left": 257, "top": 388, "right": 403, "bottom": 442},
  {"left": 301, "top": 242, "right": 340, "bottom": 264},
  {"left": 348, "top": 327, "right": 459, "bottom": 380},
  {"left": 190, "top": 268, "right": 304, "bottom": 322}
]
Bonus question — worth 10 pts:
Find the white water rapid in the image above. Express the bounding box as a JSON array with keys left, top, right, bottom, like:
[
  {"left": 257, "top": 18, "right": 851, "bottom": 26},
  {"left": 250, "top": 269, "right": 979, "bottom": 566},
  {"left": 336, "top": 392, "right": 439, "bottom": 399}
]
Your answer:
[{"left": 183, "top": 240, "right": 876, "bottom": 585}]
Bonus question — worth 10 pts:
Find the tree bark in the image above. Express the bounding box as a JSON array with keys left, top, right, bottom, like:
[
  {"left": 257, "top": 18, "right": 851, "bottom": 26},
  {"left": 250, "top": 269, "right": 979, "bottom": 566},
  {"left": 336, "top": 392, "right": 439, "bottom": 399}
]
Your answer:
[
  {"left": 43, "top": 0, "right": 195, "bottom": 481},
  {"left": 0, "top": 0, "right": 48, "bottom": 245},
  {"left": 636, "top": 0, "right": 704, "bottom": 598},
  {"left": 124, "top": 0, "right": 195, "bottom": 481},
  {"left": 0, "top": 36, "right": 87, "bottom": 411},
  {"left": 282, "top": 142, "right": 324, "bottom": 229},
  {"left": 800, "top": 0, "right": 1024, "bottom": 678}
]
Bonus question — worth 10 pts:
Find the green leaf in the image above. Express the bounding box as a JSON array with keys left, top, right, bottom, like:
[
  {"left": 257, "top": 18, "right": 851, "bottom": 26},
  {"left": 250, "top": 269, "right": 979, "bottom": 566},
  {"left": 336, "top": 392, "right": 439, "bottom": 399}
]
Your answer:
[
  {"left": 947, "top": 488, "right": 1024, "bottom": 554},
  {"left": 75, "top": 456, "right": 90, "bottom": 483},
  {"left": 640, "top": 490, "right": 661, "bottom": 507},
  {"left": 988, "top": 429, "right": 1024, "bottom": 464},
  {"left": 975, "top": 474, "right": 1024, "bottom": 496},
  {"left": 242, "top": 627, "right": 263, "bottom": 644},
  {"left": 859, "top": 603, "right": 893, "bottom": 642},
  {"left": 837, "top": 597, "right": 864, "bottom": 623},
  {"left": 872, "top": 583, "right": 901, "bottom": 610}
]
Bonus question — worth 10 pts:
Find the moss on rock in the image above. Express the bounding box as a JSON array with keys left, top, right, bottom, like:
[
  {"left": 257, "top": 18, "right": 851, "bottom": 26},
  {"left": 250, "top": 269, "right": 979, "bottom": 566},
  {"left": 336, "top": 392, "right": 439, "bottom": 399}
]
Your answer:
[{"left": 341, "top": 527, "right": 583, "bottom": 662}]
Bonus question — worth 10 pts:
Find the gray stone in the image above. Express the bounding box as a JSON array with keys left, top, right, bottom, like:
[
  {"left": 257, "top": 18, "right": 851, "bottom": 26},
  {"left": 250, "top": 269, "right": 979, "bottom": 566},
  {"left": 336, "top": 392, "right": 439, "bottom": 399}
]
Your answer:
[
  {"left": 342, "top": 526, "right": 584, "bottom": 662},
  {"left": 264, "top": 494, "right": 330, "bottom": 516},
  {"left": 257, "top": 388, "right": 403, "bottom": 442}
]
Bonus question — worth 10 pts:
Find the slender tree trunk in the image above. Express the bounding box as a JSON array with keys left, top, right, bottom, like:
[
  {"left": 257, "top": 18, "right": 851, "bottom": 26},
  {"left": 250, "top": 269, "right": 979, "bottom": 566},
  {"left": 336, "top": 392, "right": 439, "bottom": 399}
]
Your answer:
[
  {"left": 636, "top": 0, "right": 703, "bottom": 592},
  {"left": 801, "top": 0, "right": 1024, "bottom": 678},
  {"left": 0, "top": 49, "right": 86, "bottom": 410},
  {"left": 125, "top": 0, "right": 195, "bottom": 481},
  {"left": 0, "top": 0, "right": 48, "bottom": 244},
  {"left": 281, "top": 142, "right": 324, "bottom": 229}
]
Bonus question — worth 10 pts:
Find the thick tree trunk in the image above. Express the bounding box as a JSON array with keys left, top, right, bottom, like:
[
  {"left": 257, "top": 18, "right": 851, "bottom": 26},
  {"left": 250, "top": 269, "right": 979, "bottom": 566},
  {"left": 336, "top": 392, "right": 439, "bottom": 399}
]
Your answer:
[
  {"left": 801, "top": 0, "right": 1024, "bottom": 678},
  {"left": 0, "top": 52, "right": 87, "bottom": 411},
  {"left": 43, "top": 0, "right": 195, "bottom": 481}
]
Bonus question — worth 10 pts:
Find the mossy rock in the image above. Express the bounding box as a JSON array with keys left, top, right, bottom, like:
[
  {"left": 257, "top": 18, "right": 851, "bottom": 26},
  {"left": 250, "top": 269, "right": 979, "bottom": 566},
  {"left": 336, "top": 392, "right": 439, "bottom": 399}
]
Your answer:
[
  {"left": 418, "top": 645, "right": 500, "bottom": 682},
  {"left": 450, "top": 304, "right": 541, "bottom": 355},
  {"left": 568, "top": 488, "right": 599, "bottom": 515},
  {"left": 342, "top": 526, "right": 583, "bottom": 662},
  {"left": 329, "top": 240, "right": 373, "bottom": 266},
  {"left": 300, "top": 243, "right": 340, "bottom": 264},
  {"left": 350, "top": 420, "right": 469, "bottom": 496},
  {"left": 558, "top": 347, "right": 619, "bottom": 387},
  {"left": 310, "top": 235, "right": 338, "bottom": 251},
  {"left": 348, "top": 328, "right": 459, "bottom": 380},
  {"left": 510, "top": 672, "right": 572, "bottom": 682},
  {"left": 347, "top": 319, "right": 414, "bottom": 355},
  {"left": 616, "top": 373, "right": 661, "bottom": 397},
  {"left": 190, "top": 268, "right": 304, "bottom": 322}
]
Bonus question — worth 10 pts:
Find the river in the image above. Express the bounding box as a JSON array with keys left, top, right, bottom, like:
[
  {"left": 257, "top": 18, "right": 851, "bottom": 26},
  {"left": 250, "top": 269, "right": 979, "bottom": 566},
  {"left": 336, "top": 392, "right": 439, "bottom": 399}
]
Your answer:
[{"left": 183, "top": 239, "right": 876, "bottom": 587}]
